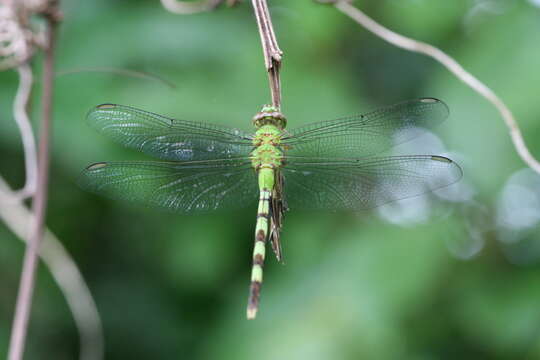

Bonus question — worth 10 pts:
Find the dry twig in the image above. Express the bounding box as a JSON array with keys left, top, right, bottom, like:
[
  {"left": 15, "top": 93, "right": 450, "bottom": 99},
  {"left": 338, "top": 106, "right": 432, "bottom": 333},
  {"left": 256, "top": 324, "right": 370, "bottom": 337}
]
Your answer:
[
  {"left": 251, "top": 0, "right": 282, "bottom": 109},
  {"left": 0, "top": 2, "right": 33, "bottom": 69},
  {"left": 2, "top": 2, "right": 104, "bottom": 359},
  {"left": 318, "top": 0, "right": 540, "bottom": 174},
  {"left": 8, "top": 3, "right": 61, "bottom": 359},
  {"left": 11, "top": 62, "right": 37, "bottom": 200}
]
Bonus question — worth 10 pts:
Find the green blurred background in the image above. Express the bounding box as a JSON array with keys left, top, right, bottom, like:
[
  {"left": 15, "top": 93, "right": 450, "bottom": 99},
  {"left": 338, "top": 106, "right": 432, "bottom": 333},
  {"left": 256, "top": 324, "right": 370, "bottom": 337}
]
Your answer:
[{"left": 2, "top": 0, "right": 540, "bottom": 359}]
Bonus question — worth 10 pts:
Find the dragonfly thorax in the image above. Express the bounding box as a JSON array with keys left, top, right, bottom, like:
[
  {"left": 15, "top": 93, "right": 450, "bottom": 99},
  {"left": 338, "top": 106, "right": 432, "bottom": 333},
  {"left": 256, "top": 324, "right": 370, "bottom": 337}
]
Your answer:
[{"left": 251, "top": 125, "right": 283, "bottom": 170}]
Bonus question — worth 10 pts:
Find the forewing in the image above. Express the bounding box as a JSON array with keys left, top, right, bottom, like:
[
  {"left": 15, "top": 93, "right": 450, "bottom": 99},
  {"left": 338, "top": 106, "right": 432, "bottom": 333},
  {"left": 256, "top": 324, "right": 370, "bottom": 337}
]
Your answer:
[
  {"left": 282, "top": 98, "right": 449, "bottom": 158},
  {"left": 87, "top": 104, "right": 253, "bottom": 161},
  {"left": 78, "top": 159, "right": 258, "bottom": 213},
  {"left": 282, "top": 155, "right": 462, "bottom": 211}
]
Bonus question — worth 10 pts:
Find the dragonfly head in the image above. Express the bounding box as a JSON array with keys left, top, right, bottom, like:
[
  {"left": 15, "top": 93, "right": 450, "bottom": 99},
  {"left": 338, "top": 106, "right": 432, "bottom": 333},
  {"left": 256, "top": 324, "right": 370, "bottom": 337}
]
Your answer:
[{"left": 253, "top": 105, "right": 287, "bottom": 129}]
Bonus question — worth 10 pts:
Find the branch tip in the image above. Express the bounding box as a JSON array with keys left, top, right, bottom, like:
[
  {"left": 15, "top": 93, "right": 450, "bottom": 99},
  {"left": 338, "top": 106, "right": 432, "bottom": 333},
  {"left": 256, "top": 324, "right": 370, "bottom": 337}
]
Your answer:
[
  {"left": 251, "top": 0, "right": 283, "bottom": 109},
  {"left": 322, "top": 0, "right": 540, "bottom": 175}
]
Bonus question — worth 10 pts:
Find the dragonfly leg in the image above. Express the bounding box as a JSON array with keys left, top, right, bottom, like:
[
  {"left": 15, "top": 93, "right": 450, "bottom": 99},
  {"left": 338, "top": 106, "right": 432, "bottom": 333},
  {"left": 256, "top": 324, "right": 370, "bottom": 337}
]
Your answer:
[
  {"left": 269, "top": 172, "right": 286, "bottom": 262},
  {"left": 247, "top": 188, "right": 271, "bottom": 319}
]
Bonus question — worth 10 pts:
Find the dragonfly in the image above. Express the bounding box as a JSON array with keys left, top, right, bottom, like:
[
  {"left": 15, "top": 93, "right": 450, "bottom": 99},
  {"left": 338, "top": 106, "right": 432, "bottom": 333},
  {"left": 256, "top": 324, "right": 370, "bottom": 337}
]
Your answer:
[{"left": 78, "top": 98, "right": 462, "bottom": 319}]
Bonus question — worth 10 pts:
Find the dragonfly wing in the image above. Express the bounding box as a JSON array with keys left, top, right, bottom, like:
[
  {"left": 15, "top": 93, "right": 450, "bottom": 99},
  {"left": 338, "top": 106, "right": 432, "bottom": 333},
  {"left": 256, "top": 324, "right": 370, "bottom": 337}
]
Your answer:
[
  {"left": 282, "top": 155, "right": 462, "bottom": 211},
  {"left": 87, "top": 104, "right": 253, "bottom": 161},
  {"left": 282, "top": 98, "right": 449, "bottom": 158},
  {"left": 78, "top": 159, "right": 258, "bottom": 213}
]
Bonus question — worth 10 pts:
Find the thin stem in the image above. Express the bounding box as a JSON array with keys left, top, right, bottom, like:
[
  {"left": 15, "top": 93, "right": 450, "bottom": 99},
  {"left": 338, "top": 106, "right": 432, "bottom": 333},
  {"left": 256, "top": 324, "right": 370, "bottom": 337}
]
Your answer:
[
  {"left": 11, "top": 62, "right": 37, "bottom": 200},
  {"left": 0, "top": 176, "right": 104, "bottom": 360},
  {"left": 56, "top": 66, "right": 177, "bottom": 89},
  {"left": 160, "top": 0, "right": 222, "bottom": 14},
  {"left": 8, "top": 13, "right": 58, "bottom": 360},
  {"left": 160, "top": 0, "right": 241, "bottom": 14},
  {"left": 325, "top": 0, "right": 540, "bottom": 174},
  {"left": 251, "top": 0, "right": 283, "bottom": 109}
]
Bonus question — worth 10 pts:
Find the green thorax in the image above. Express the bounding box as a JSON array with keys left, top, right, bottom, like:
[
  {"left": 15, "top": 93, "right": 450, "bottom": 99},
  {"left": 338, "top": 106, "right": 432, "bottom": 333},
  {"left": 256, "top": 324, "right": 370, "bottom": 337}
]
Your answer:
[{"left": 250, "top": 105, "right": 286, "bottom": 171}]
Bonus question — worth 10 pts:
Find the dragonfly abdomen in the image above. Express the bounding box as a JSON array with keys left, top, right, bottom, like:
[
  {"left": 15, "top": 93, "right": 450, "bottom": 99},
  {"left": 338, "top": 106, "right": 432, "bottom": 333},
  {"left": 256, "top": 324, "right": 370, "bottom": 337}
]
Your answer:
[{"left": 247, "top": 181, "right": 272, "bottom": 319}]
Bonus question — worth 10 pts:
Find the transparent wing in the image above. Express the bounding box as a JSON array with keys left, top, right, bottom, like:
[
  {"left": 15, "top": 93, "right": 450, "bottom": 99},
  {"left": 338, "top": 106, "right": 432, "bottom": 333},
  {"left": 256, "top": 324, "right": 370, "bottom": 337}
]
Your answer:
[
  {"left": 87, "top": 104, "right": 254, "bottom": 161},
  {"left": 282, "top": 155, "right": 462, "bottom": 210},
  {"left": 281, "top": 98, "right": 449, "bottom": 158},
  {"left": 78, "top": 159, "right": 258, "bottom": 213}
]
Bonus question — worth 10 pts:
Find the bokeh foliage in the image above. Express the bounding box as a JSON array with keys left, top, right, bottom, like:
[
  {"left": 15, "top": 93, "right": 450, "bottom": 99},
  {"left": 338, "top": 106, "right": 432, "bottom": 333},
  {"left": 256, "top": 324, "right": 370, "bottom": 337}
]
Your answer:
[{"left": 1, "top": 0, "right": 540, "bottom": 359}]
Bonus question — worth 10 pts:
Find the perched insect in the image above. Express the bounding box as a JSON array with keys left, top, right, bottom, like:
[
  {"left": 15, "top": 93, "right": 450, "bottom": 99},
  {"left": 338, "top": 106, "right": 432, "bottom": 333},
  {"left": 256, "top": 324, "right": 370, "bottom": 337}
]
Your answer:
[{"left": 79, "top": 98, "right": 462, "bottom": 319}]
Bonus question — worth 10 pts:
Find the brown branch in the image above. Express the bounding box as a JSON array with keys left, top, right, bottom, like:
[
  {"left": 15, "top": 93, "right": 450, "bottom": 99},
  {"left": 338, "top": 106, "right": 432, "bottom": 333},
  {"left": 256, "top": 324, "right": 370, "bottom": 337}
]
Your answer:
[
  {"left": 251, "top": 0, "right": 283, "bottom": 109},
  {"left": 3, "top": 4, "right": 103, "bottom": 358},
  {"left": 319, "top": 0, "right": 540, "bottom": 174},
  {"left": 8, "top": 7, "right": 59, "bottom": 360}
]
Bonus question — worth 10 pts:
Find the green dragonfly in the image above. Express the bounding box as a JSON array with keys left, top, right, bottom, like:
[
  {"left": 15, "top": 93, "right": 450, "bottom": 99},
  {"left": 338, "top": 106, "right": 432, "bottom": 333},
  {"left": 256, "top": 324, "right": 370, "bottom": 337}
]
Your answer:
[{"left": 79, "top": 98, "right": 462, "bottom": 319}]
